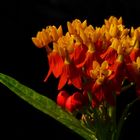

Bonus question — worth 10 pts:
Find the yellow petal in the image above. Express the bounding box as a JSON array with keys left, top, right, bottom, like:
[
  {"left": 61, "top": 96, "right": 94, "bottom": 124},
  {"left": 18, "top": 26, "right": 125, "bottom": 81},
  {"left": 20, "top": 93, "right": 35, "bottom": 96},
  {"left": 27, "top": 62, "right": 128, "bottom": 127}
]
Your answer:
[
  {"left": 82, "top": 20, "right": 87, "bottom": 29},
  {"left": 67, "top": 21, "right": 75, "bottom": 34},
  {"left": 80, "top": 29, "right": 87, "bottom": 44},
  {"left": 51, "top": 26, "right": 59, "bottom": 41},
  {"left": 109, "top": 23, "right": 118, "bottom": 37},
  {"left": 118, "top": 17, "right": 122, "bottom": 24},
  {"left": 41, "top": 29, "right": 50, "bottom": 45},
  {"left": 57, "top": 25, "right": 63, "bottom": 37},
  {"left": 136, "top": 57, "right": 140, "bottom": 68},
  {"left": 32, "top": 37, "right": 43, "bottom": 48},
  {"left": 101, "top": 61, "right": 108, "bottom": 69},
  {"left": 92, "top": 60, "right": 100, "bottom": 70}
]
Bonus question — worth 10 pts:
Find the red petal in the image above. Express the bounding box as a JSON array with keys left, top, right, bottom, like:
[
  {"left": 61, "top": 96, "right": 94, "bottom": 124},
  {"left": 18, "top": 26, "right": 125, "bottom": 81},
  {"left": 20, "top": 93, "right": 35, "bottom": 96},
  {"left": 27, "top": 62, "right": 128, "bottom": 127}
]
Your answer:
[
  {"left": 91, "top": 81, "right": 105, "bottom": 102},
  {"left": 100, "top": 47, "right": 117, "bottom": 65},
  {"left": 109, "top": 61, "right": 124, "bottom": 93},
  {"left": 78, "top": 51, "right": 100, "bottom": 75},
  {"left": 58, "top": 64, "right": 69, "bottom": 90},
  {"left": 71, "top": 74, "right": 82, "bottom": 89},
  {"left": 91, "top": 80, "right": 101, "bottom": 93},
  {"left": 130, "top": 48, "right": 140, "bottom": 61},
  {"left": 44, "top": 68, "right": 52, "bottom": 82},
  {"left": 70, "top": 63, "right": 82, "bottom": 89},
  {"left": 52, "top": 52, "right": 64, "bottom": 78},
  {"left": 72, "top": 44, "right": 87, "bottom": 67},
  {"left": 44, "top": 54, "right": 54, "bottom": 82}
]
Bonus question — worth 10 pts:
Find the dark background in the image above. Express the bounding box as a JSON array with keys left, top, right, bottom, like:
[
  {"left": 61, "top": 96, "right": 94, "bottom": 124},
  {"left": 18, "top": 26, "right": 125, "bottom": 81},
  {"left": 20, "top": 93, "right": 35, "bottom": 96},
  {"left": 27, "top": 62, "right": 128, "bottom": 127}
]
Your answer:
[{"left": 1, "top": 0, "right": 140, "bottom": 139}]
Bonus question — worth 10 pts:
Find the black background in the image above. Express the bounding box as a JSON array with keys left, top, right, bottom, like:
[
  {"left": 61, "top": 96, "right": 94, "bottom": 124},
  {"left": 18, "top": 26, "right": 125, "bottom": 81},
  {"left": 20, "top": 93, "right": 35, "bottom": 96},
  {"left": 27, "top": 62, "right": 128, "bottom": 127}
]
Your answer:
[{"left": 1, "top": 0, "right": 140, "bottom": 139}]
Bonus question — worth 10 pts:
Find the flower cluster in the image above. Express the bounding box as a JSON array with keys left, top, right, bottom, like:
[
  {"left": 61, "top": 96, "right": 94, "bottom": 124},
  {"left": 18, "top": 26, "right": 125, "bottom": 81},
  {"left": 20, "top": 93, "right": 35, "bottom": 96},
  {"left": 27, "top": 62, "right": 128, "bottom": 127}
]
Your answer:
[{"left": 32, "top": 16, "right": 140, "bottom": 112}]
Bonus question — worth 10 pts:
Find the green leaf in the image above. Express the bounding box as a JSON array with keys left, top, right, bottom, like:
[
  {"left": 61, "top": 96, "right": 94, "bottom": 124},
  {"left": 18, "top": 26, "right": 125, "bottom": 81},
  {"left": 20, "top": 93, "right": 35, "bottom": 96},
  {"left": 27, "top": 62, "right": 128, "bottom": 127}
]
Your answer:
[{"left": 0, "top": 73, "right": 97, "bottom": 140}]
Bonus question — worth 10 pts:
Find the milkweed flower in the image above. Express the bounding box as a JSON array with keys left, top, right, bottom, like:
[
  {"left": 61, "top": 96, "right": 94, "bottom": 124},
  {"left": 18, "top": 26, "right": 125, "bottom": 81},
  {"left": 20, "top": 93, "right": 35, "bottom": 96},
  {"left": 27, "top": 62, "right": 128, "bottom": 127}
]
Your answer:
[
  {"left": 32, "top": 16, "right": 140, "bottom": 112},
  {"left": 31, "top": 16, "right": 140, "bottom": 140}
]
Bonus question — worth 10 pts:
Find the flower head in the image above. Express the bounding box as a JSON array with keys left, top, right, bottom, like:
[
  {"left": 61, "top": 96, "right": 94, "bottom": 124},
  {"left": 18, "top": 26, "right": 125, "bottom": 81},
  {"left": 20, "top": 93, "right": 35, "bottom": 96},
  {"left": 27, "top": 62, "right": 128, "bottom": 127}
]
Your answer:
[{"left": 32, "top": 16, "right": 140, "bottom": 111}]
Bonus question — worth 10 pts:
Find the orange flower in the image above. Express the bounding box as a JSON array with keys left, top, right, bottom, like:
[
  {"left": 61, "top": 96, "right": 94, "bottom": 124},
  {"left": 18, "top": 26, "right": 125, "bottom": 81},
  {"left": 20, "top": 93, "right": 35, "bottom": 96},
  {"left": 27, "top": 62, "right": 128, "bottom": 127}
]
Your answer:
[
  {"left": 126, "top": 57, "right": 140, "bottom": 88},
  {"left": 58, "top": 59, "right": 82, "bottom": 90},
  {"left": 129, "top": 40, "right": 140, "bottom": 61},
  {"left": 109, "top": 55, "right": 125, "bottom": 93},
  {"left": 90, "top": 60, "right": 112, "bottom": 81},
  {"left": 91, "top": 78, "right": 115, "bottom": 106},
  {"left": 32, "top": 16, "right": 140, "bottom": 108},
  {"left": 100, "top": 38, "right": 118, "bottom": 65},
  {"left": 91, "top": 79, "right": 105, "bottom": 102},
  {"left": 71, "top": 44, "right": 87, "bottom": 67},
  {"left": 88, "top": 60, "right": 115, "bottom": 105},
  {"left": 44, "top": 51, "right": 64, "bottom": 82},
  {"left": 77, "top": 43, "right": 101, "bottom": 76},
  {"left": 32, "top": 25, "right": 63, "bottom": 49}
]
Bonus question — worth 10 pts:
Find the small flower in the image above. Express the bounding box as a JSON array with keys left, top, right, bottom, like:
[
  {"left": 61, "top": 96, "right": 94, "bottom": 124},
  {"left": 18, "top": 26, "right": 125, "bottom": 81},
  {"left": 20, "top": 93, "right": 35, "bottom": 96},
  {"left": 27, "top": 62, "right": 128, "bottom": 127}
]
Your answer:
[
  {"left": 100, "top": 38, "right": 119, "bottom": 65},
  {"left": 58, "top": 59, "right": 82, "bottom": 90},
  {"left": 109, "top": 23, "right": 119, "bottom": 37},
  {"left": 91, "top": 78, "right": 105, "bottom": 103},
  {"left": 109, "top": 54, "right": 125, "bottom": 93},
  {"left": 90, "top": 60, "right": 112, "bottom": 80},
  {"left": 77, "top": 43, "right": 101, "bottom": 76},
  {"left": 71, "top": 44, "right": 87, "bottom": 67},
  {"left": 129, "top": 40, "right": 140, "bottom": 61},
  {"left": 32, "top": 25, "right": 63, "bottom": 49},
  {"left": 44, "top": 51, "right": 64, "bottom": 82},
  {"left": 126, "top": 56, "right": 140, "bottom": 91}
]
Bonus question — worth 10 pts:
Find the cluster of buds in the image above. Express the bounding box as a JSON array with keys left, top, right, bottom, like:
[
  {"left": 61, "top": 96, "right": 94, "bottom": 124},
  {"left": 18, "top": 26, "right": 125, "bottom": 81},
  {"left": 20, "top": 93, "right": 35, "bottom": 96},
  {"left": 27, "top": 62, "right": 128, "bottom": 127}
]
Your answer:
[
  {"left": 32, "top": 16, "right": 140, "bottom": 112},
  {"left": 56, "top": 90, "right": 86, "bottom": 112}
]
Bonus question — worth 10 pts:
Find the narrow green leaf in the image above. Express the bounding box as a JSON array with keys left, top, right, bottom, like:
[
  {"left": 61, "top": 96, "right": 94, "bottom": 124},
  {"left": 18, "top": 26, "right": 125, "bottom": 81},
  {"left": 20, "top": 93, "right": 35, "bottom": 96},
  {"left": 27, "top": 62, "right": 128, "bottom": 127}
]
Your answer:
[{"left": 0, "top": 73, "right": 97, "bottom": 140}]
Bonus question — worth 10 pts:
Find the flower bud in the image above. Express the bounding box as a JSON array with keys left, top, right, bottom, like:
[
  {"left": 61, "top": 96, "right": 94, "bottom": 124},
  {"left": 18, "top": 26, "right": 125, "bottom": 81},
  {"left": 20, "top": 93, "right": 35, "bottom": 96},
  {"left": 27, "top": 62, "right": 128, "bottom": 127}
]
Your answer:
[
  {"left": 65, "top": 96, "right": 74, "bottom": 112},
  {"left": 65, "top": 92, "right": 84, "bottom": 112},
  {"left": 57, "top": 91, "right": 69, "bottom": 108}
]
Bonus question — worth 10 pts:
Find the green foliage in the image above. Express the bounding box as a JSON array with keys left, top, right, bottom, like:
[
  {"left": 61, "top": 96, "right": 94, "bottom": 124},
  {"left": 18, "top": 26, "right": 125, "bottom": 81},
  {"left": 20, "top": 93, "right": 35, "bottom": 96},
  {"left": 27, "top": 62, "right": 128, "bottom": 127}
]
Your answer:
[
  {"left": 1, "top": 73, "right": 139, "bottom": 140},
  {"left": 0, "top": 73, "right": 97, "bottom": 140}
]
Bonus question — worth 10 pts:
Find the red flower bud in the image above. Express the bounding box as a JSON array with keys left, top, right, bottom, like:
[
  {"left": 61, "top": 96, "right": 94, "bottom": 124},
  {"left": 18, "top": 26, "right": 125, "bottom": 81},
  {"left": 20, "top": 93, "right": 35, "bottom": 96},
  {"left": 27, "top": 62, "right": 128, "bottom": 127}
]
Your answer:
[
  {"left": 57, "top": 91, "right": 69, "bottom": 108},
  {"left": 65, "top": 92, "right": 83, "bottom": 112},
  {"left": 65, "top": 96, "right": 74, "bottom": 112}
]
